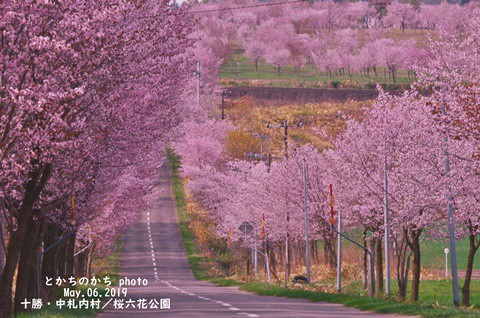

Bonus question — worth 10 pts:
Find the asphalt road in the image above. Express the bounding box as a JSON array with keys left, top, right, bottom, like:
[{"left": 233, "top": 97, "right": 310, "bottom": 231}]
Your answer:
[{"left": 98, "top": 164, "right": 407, "bottom": 318}]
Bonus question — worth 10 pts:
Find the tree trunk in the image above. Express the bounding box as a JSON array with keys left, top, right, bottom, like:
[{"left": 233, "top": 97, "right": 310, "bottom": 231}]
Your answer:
[
  {"left": 312, "top": 241, "right": 318, "bottom": 263},
  {"left": 0, "top": 210, "right": 5, "bottom": 277},
  {"left": 14, "top": 217, "right": 41, "bottom": 314},
  {"left": 284, "top": 235, "right": 290, "bottom": 287},
  {"left": 0, "top": 164, "right": 51, "bottom": 318},
  {"left": 42, "top": 224, "right": 60, "bottom": 284},
  {"left": 255, "top": 59, "right": 259, "bottom": 71},
  {"left": 375, "top": 239, "right": 384, "bottom": 293},
  {"left": 87, "top": 243, "right": 96, "bottom": 278},
  {"left": 66, "top": 233, "right": 76, "bottom": 278},
  {"left": 462, "top": 234, "right": 479, "bottom": 307},
  {"left": 362, "top": 229, "right": 368, "bottom": 291},
  {"left": 30, "top": 224, "right": 45, "bottom": 301},
  {"left": 56, "top": 237, "right": 67, "bottom": 279},
  {"left": 409, "top": 230, "right": 422, "bottom": 302},
  {"left": 396, "top": 234, "right": 411, "bottom": 301},
  {"left": 324, "top": 237, "right": 336, "bottom": 268},
  {"left": 76, "top": 248, "right": 88, "bottom": 278}
]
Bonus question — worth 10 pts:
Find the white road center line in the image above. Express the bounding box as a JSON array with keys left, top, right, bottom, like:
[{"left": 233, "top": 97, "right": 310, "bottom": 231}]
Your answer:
[
  {"left": 238, "top": 313, "right": 259, "bottom": 318},
  {"left": 146, "top": 210, "right": 159, "bottom": 282},
  {"left": 162, "top": 281, "right": 260, "bottom": 317}
]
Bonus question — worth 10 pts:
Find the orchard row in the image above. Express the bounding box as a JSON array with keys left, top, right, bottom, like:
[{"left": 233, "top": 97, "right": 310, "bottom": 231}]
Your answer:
[
  {"left": 176, "top": 3, "right": 480, "bottom": 306},
  {"left": 193, "top": 0, "right": 479, "bottom": 87},
  {"left": 0, "top": 1, "right": 195, "bottom": 316}
]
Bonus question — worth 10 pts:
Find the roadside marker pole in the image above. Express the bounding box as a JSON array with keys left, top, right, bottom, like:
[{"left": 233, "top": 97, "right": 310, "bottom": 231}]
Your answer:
[
  {"left": 330, "top": 184, "right": 374, "bottom": 297},
  {"left": 445, "top": 248, "right": 449, "bottom": 278},
  {"left": 441, "top": 91, "right": 460, "bottom": 306},
  {"left": 331, "top": 226, "right": 375, "bottom": 298},
  {"left": 330, "top": 185, "right": 342, "bottom": 293}
]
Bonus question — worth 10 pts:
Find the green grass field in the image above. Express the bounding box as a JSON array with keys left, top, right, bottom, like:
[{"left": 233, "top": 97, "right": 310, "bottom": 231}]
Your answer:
[
  {"left": 221, "top": 53, "right": 413, "bottom": 89},
  {"left": 423, "top": 239, "right": 480, "bottom": 271},
  {"left": 335, "top": 235, "right": 480, "bottom": 271},
  {"left": 220, "top": 28, "right": 433, "bottom": 89}
]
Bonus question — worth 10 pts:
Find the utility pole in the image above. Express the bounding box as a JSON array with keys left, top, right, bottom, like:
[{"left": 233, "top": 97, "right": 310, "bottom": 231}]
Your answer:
[
  {"left": 221, "top": 89, "right": 225, "bottom": 120},
  {"left": 336, "top": 208, "right": 342, "bottom": 292},
  {"left": 248, "top": 133, "right": 271, "bottom": 155},
  {"left": 220, "top": 89, "right": 231, "bottom": 120},
  {"left": 383, "top": 122, "right": 391, "bottom": 294},
  {"left": 267, "top": 119, "right": 303, "bottom": 287},
  {"left": 302, "top": 159, "right": 310, "bottom": 282},
  {"left": 254, "top": 246, "right": 258, "bottom": 276},
  {"left": 244, "top": 152, "right": 280, "bottom": 173},
  {"left": 245, "top": 229, "right": 249, "bottom": 274},
  {"left": 441, "top": 91, "right": 460, "bottom": 306},
  {"left": 384, "top": 157, "right": 391, "bottom": 294},
  {"left": 196, "top": 61, "right": 201, "bottom": 107},
  {"left": 267, "top": 120, "right": 302, "bottom": 158}
]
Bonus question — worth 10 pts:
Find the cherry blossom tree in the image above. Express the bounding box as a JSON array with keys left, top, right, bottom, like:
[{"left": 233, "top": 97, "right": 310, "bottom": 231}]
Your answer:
[
  {"left": 414, "top": 11, "right": 480, "bottom": 305},
  {"left": 0, "top": 0, "right": 194, "bottom": 314},
  {"left": 242, "top": 30, "right": 268, "bottom": 71},
  {"left": 383, "top": 1, "right": 416, "bottom": 33}
]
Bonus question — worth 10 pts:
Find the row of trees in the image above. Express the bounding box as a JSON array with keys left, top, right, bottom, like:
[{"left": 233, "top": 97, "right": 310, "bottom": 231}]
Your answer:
[
  {"left": 196, "top": 0, "right": 474, "bottom": 33},
  {"left": 0, "top": 0, "right": 194, "bottom": 316},
  {"left": 192, "top": 0, "right": 480, "bottom": 85},
  {"left": 241, "top": 24, "right": 427, "bottom": 82},
  {"left": 175, "top": 4, "right": 480, "bottom": 306}
]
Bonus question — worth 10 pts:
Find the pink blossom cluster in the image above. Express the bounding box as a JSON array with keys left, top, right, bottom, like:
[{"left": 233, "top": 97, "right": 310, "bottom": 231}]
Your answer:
[
  {"left": 191, "top": 0, "right": 480, "bottom": 82},
  {"left": 176, "top": 4, "right": 479, "bottom": 300},
  {"left": 0, "top": 1, "right": 194, "bottom": 313}
]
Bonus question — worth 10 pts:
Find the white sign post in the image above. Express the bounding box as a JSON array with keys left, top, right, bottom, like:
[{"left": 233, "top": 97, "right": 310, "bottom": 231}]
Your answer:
[{"left": 444, "top": 248, "right": 449, "bottom": 278}]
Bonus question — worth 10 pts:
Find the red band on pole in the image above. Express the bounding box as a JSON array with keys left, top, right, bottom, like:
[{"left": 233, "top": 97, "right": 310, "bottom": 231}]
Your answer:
[
  {"left": 71, "top": 192, "right": 75, "bottom": 222},
  {"left": 261, "top": 213, "right": 265, "bottom": 238}
]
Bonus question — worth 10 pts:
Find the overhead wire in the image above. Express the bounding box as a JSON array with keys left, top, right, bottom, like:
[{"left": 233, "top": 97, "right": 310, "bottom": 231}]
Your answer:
[
  {"left": 188, "top": 0, "right": 308, "bottom": 14},
  {"left": 97, "top": 0, "right": 308, "bottom": 22}
]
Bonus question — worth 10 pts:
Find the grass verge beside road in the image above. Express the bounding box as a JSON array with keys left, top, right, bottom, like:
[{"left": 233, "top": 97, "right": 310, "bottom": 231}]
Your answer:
[
  {"left": 168, "top": 150, "right": 480, "bottom": 318},
  {"left": 238, "top": 283, "right": 479, "bottom": 318},
  {"left": 168, "top": 149, "right": 212, "bottom": 281}
]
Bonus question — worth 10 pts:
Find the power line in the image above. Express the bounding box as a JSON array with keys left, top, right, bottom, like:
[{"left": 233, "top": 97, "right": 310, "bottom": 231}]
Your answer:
[
  {"left": 117, "top": 0, "right": 307, "bottom": 21},
  {"left": 189, "top": 0, "right": 308, "bottom": 14}
]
